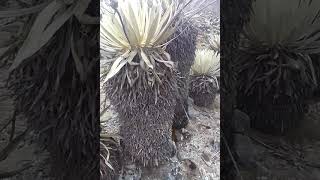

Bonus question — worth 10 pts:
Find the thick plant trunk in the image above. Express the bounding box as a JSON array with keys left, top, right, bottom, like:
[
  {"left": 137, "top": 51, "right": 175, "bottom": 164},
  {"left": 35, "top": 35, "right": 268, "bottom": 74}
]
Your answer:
[
  {"left": 105, "top": 64, "right": 177, "bottom": 167},
  {"left": 166, "top": 22, "right": 197, "bottom": 129}
]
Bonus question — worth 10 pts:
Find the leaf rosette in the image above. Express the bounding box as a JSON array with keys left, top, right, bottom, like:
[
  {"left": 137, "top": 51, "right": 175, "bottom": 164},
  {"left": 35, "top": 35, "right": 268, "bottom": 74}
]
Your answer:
[{"left": 100, "top": 0, "right": 210, "bottom": 87}]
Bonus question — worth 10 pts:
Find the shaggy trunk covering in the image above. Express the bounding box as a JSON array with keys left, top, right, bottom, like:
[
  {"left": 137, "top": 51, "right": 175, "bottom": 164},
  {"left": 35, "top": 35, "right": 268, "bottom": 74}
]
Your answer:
[
  {"left": 105, "top": 64, "right": 177, "bottom": 167},
  {"left": 166, "top": 22, "right": 197, "bottom": 129}
]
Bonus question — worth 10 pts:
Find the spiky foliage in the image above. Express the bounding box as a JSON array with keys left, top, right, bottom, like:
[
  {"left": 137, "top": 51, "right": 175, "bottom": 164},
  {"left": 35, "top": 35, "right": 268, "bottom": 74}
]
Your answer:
[
  {"left": 100, "top": 0, "right": 184, "bottom": 83},
  {"left": 221, "top": 0, "right": 254, "bottom": 179},
  {"left": 209, "top": 34, "right": 220, "bottom": 53},
  {"left": 190, "top": 74, "right": 217, "bottom": 107},
  {"left": 237, "top": 0, "right": 320, "bottom": 134},
  {"left": 100, "top": 0, "right": 208, "bottom": 82},
  {"left": 166, "top": 21, "right": 198, "bottom": 129},
  {"left": 191, "top": 1, "right": 219, "bottom": 50},
  {"left": 100, "top": 135, "right": 122, "bottom": 180},
  {"left": 101, "top": 0, "right": 203, "bottom": 166},
  {"left": 191, "top": 49, "right": 220, "bottom": 77},
  {"left": 189, "top": 49, "right": 219, "bottom": 107},
  {"left": 6, "top": 1, "right": 100, "bottom": 179},
  {"left": 0, "top": 1, "right": 43, "bottom": 68}
]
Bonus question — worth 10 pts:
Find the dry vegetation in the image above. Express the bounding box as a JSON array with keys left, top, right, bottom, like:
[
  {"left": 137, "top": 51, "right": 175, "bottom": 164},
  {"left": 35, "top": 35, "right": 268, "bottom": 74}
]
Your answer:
[{"left": 100, "top": 0, "right": 220, "bottom": 179}]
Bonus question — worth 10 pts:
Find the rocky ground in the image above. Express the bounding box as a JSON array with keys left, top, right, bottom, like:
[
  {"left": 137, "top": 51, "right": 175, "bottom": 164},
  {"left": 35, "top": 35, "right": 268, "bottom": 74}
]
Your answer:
[
  {"left": 101, "top": 93, "right": 220, "bottom": 180},
  {"left": 234, "top": 104, "right": 320, "bottom": 180}
]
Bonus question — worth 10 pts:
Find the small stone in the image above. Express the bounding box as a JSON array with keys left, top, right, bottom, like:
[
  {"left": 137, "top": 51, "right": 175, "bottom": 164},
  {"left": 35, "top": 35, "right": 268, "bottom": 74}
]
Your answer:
[
  {"left": 175, "top": 130, "right": 184, "bottom": 142},
  {"left": 181, "top": 128, "right": 187, "bottom": 133},
  {"left": 183, "top": 159, "right": 197, "bottom": 170},
  {"left": 201, "top": 152, "right": 211, "bottom": 163}
]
